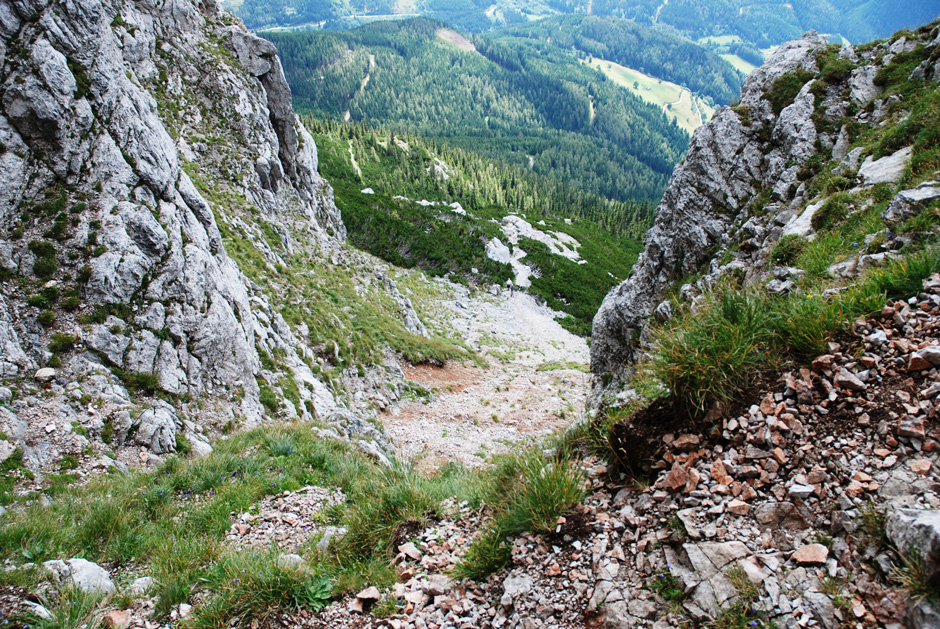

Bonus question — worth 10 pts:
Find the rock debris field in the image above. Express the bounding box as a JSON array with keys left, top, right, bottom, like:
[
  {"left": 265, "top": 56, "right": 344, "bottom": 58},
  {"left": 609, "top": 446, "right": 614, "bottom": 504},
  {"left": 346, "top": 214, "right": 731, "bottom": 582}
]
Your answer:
[
  {"left": 20, "top": 274, "right": 940, "bottom": 629},
  {"left": 383, "top": 289, "right": 589, "bottom": 471}
]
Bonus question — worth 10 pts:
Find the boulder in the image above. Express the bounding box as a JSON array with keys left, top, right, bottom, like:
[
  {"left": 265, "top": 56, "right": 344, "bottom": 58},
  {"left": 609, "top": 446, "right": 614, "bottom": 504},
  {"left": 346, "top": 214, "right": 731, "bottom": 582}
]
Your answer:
[
  {"left": 132, "top": 404, "right": 178, "bottom": 454},
  {"left": 882, "top": 182, "right": 940, "bottom": 226},
  {"left": 34, "top": 368, "right": 56, "bottom": 382},
  {"left": 858, "top": 146, "right": 913, "bottom": 185},
  {"left": 43, "top": 558, "right": 115, "bottom": 594},
  {"left": 887, "top": 509, "right": 940, "bottom": 578}
]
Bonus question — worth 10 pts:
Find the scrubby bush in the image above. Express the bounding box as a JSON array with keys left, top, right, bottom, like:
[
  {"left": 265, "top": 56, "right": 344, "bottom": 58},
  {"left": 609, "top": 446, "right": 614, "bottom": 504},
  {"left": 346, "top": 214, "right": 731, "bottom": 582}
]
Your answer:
[
  {"left": 770, "top": 234, "right": 808, "bottom": 265},
  {"left": 811, "top": 193, "right": 851, "bottom": 231},
  {"left": 48, "top": 333, "right": 76, "bottom": 354},
  {"left": 764, "top": 69, "right": 814, "bottom": 115}
]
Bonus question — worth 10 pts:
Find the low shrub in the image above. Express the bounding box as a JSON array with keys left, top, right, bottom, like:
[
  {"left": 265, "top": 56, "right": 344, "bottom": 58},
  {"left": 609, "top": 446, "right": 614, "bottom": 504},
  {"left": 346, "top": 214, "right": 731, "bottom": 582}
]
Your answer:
[
  {"left": 770, "top": 234, "right": 807, "bottom": 265},
  {"left": 764, "top": 69, "right": 814, "bottom": 115},
  {"left": 48, "top": 333, "right": 76, "bottom": 354},
  {"left": 811, "top": 193, "right": 851, "bottom": 231}
]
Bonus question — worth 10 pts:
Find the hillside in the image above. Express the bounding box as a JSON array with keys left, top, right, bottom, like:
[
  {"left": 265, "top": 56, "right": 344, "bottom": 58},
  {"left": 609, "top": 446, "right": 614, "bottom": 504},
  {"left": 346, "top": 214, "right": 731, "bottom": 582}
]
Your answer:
[
  {"left": 2, "top": 0, "right": 940, "bottom": 627},
  {"left": 264, "top": 18, "right": 691, "bottom": 204},
  {"left": 498, "top": 15, "right": 743, "bottom": 106},
  {"left": 230, "top": 0, "right": 939, "bottom": 49},
  {"left": 306, "top": 118, "right": 647, "bottom": 336},
  {"left": 591, "top": 19, "right": 940, "bottom": 406}
]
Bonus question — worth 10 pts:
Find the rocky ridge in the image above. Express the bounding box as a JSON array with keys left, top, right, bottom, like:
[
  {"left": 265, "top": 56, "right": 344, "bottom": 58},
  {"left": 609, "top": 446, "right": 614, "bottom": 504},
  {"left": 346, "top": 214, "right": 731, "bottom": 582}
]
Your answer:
[
  {"left": 0, "top": 0, "right": 437, "bottom": 476},
  {"left": 590, "top": 24, "right": 940, "bottom": 404}
]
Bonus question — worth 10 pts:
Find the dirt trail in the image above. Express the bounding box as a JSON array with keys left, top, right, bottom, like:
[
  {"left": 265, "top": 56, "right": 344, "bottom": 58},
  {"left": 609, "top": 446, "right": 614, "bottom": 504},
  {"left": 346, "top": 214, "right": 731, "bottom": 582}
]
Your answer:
[{"left": 383, "top": 289, "right": 589, "bottom": 471}]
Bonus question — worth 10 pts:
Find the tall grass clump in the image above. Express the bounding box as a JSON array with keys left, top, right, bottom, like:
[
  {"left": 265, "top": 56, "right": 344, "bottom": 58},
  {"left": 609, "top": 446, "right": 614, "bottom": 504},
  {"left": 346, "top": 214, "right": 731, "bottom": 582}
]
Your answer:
[
  {"left": 454, "top": 449, "right": 584, "bottom": 579},
  {"left": 188, "top": 553, "right": 332, "bottom": 629},
  {"left": 652, "top": 247, "right": 940, "bottom": 419},
  {"left": 652, "top": 290, "right": 775, "bottom": 417}
]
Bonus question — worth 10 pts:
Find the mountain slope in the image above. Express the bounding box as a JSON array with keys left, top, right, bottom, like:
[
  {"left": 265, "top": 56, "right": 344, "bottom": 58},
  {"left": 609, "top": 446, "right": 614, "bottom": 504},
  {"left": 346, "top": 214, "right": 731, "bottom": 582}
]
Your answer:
[
  {"left": 264, "top": 18, "right": 691, "bottom": 204},
  {"left": 591, "top": 20, "right": 940, "bottom": 404},
  {"left": 306, "top": 118, "right": 647, "bottom": 335},
  {"left": 497, "top": 15, "right": 743, "bottom": 106},
  {"left": 0, "top": 0, "right": 458, "bottom": 475}
]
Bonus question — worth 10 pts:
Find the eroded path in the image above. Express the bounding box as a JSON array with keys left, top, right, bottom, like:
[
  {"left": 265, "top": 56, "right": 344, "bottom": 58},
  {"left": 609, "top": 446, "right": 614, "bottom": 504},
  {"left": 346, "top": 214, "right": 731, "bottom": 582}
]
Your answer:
[{"left": 383, "top": 289, "right": 589, "bottom": 470}]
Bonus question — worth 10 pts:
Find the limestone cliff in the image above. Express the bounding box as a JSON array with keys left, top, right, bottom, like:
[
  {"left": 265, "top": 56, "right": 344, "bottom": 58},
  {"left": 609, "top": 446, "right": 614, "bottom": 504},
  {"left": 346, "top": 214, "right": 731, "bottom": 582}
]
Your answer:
[
  {"left": 591, "top": 25, "right": 940, "bottom": 405},
  {"left": 0, "top": 0, "right": 389, "bottom": 470}
]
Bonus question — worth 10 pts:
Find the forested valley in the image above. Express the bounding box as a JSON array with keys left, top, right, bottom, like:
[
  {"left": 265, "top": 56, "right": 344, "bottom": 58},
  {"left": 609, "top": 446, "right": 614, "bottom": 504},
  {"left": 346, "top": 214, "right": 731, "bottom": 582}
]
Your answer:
[{"left": 265, "top": 17, "right": 695, "bottom": 204}]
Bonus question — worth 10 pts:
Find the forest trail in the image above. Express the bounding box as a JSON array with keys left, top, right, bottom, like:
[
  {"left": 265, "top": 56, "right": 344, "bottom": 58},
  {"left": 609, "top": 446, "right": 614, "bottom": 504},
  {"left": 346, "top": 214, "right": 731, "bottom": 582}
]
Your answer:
[
  {"left": 664, "top": 89, "right": 683, "bottom": 114},
  {"left": 383, "top": 288, "right": 589, "bottom": 472},
  {"left": 347, "top": 140, "right": 362, "bottom": 177}
]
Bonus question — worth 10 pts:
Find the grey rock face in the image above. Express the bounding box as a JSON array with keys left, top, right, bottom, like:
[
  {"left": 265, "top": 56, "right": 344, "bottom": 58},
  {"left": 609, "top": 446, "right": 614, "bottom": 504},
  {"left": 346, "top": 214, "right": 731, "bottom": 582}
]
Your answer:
[
  {"left": 590, "top": 33, "right": 826, "bottom": 400},
  {"left": 0, "top": 0, "right": 379, "bottom": 455},
  {"left": 887, "top": 509, "right": 940, "bottom": 577},
  {"left": 132, "top": 404, "right": 178, "bottom": 454},
  {"left": 858, "top": 146, "right": 913, "bottom": 185},
  {"left": 589, "top": 28, "right": 938, "bottom": 404},
  {"left": 882, "top": 182, "right": 940, "bottom": 225}
]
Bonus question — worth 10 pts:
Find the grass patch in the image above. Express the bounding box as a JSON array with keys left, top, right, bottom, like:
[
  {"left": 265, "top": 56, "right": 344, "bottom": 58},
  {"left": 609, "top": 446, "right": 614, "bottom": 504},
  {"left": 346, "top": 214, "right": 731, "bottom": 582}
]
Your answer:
[
  {"left": 769, "top": 234, "right": 807, "bottom": 266},
  {"left": 0, "top": 424, "right": 587, "bottom": 624},
  {"left": 709, "top": 566, "right": 766, "bottom": 628},
  {"left": 652, "top": 247, "right": 940, "bottom": 418},
  {"left": 535, "top": 360, "right": 589, "bottom": 373},
  {"left": 453, "top": 449, "right": 584, "bottom": 579},
  {"left": 763, "top": 68, "right": 814, "bottom": 115}
]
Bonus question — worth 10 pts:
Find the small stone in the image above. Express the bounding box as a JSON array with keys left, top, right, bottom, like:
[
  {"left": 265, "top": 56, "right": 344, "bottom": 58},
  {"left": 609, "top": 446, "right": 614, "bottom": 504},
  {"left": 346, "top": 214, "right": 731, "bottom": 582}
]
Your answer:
[
  {"left": 912, "top": 459, "right": 933, "bottom": 475},
  {"left": 835, "top": 368, "right": 867, "bottom": 391},
  {"left": 727, "top": 499, "right": 751, "bottom": 515},
  {"left": 104, "top": 610, "right": 131, "bottom": 629},
  {"left": 788, "top": 484, "right": 815, "bottom": 499},
  {"left": 546, "top": 564, "right": 561, "bottom": 576},
  {"left": 673, "top": 433, "right": 701, "bottom": 451},
  {"left": 661, "top": 462, "right": 689, "bottom": 493},
  {"left": 792, "top": 544, "right": 829, "bottom": 565},
  {"left": 43, "top": 558, "right": 115, "bottom": 594},
  {"left": 919, "top": 345, "right": 940, "bottom": 366},
  {"left": 0, "top": 441, "right": 16, "bottom": 465},
  {"left": 357, "top": 586, "right": 381, "bottom": 601},
  {"left": 503, "top": 575, "right": 534, "bottom": 598},
  {"left": 398, "top": 542, "right": 423, "bottom": 561},
  {"left": 34, "top": 368, "right": 56, "bottom": 382},
  {"left": 129, "top": 576, "right": 154, "bottom": 595},
  {"left": 846, "top": 481, "right": 866, "bottom": 498},
  {"left": 900, "top": 418, "right": 927, "bottom": 440},
  {"left": 909, "top": 354, "right": 933, "bottom": 371},
  {"left": 178, "top": 604, "right": 192, "bottom": 619}
]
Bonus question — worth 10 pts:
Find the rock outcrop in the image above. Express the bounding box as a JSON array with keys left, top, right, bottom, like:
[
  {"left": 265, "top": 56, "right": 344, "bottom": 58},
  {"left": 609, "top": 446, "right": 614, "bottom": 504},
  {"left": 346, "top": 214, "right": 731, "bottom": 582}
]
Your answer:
[
  {"left": 590, "top": 25, "right": 940, "bottom": 404},
  {"left": 0, "top": 0, "right": 390, "bottom": 471}
]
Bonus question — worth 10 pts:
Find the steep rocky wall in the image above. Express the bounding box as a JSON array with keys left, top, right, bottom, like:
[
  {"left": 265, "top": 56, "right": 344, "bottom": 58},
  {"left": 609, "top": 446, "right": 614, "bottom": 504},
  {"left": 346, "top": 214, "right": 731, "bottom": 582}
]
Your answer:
[
  {"left": 0, "top": 0, "right": 384, "bottom": 470},
  {"left": 590, "top": 26, "right": 940, "bottom": 405}
]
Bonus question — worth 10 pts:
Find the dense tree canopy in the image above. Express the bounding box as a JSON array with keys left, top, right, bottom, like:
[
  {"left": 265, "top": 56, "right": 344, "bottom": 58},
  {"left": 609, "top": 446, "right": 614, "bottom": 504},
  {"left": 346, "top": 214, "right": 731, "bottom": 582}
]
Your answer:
[{"left": 265, "top": 18, "right": 691, "bottom": 204}]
